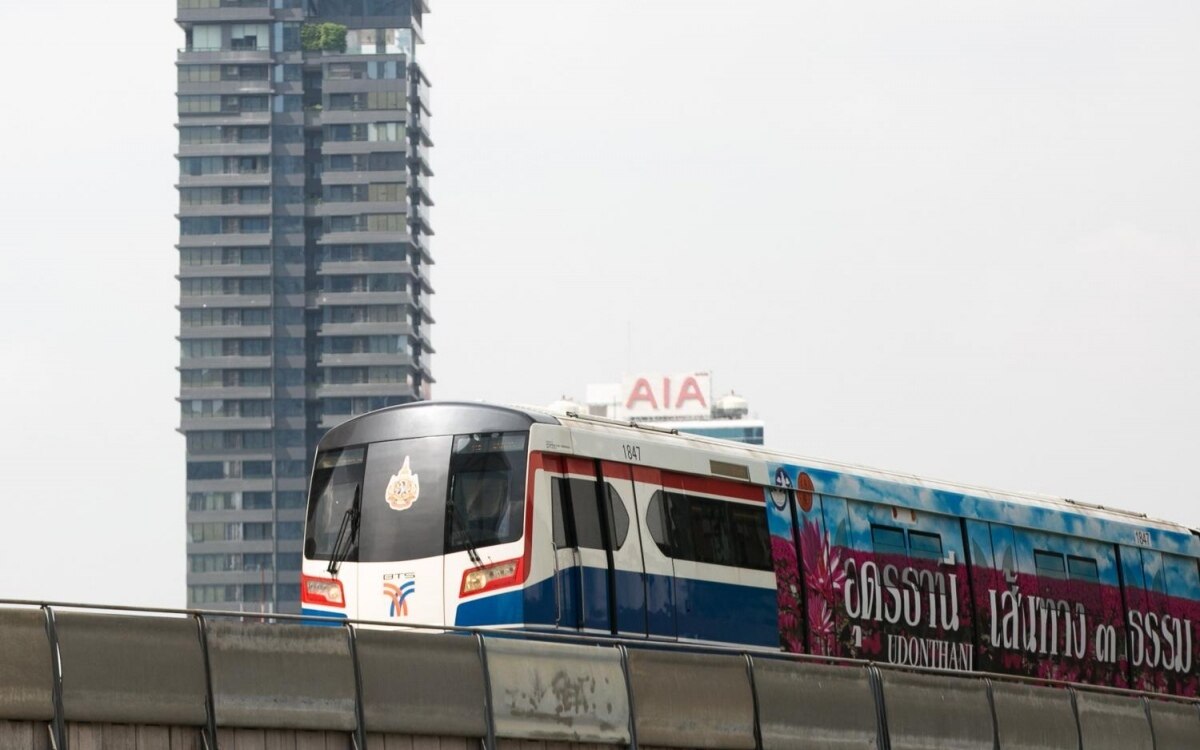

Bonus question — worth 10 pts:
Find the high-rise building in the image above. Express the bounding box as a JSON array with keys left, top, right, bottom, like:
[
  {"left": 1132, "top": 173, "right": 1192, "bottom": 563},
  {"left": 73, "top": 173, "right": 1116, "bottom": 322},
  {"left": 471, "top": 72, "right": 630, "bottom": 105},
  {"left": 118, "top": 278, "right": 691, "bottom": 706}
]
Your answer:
[{"left": 176, "top": 0, "right": 434, "bottom": 614}]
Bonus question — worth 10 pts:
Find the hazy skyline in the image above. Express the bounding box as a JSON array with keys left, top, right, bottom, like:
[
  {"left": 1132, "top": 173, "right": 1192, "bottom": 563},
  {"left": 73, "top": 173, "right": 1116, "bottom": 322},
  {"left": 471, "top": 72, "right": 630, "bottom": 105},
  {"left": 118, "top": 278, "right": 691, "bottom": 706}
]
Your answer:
[{"left": 0, "top": 1, "right": 1196, "bottom": 607}]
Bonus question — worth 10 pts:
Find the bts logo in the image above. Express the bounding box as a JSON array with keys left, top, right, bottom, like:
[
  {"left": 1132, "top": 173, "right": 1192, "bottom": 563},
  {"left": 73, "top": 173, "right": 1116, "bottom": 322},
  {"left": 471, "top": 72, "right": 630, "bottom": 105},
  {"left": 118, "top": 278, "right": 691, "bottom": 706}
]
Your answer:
[{"left": 382, "top": 578, "right": 415, "bottom": 617}]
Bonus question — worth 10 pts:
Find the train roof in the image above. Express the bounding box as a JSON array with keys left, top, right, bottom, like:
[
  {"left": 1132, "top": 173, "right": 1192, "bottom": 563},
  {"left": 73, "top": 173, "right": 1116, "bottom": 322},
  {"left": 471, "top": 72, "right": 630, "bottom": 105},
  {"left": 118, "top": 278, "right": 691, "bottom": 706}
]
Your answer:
[
  {"left": 527, "top": 404, "right": 1197, "bottom": 540},
  {"left": 318, "top": 400, "right": 1197, "bottom": 542}
]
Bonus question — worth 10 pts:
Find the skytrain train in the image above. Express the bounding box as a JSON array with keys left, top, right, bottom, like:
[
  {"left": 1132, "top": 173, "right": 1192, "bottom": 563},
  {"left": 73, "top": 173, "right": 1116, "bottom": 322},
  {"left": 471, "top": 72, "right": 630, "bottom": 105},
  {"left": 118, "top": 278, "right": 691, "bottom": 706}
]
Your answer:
[{"left": 301, "top": 401, "right": 1200, "bottom": 696}]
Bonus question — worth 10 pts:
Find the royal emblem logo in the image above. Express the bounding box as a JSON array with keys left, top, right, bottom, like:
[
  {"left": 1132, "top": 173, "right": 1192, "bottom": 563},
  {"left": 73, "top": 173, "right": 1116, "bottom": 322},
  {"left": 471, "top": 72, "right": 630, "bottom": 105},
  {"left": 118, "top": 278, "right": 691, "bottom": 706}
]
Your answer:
[
  {"left": 383, "top": 580, "right": 415, "bottom": 617},
  {"left": 384, "top": 456, "right": 420, "bottom": 511}
]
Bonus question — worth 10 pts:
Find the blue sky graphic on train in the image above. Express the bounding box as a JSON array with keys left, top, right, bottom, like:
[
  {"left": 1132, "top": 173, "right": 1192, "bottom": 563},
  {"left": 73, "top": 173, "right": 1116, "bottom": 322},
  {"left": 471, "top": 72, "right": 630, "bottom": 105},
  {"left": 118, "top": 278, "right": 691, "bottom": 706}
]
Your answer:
[{"left": 769, "top": 462, "right": 1198, "bottom": 558}]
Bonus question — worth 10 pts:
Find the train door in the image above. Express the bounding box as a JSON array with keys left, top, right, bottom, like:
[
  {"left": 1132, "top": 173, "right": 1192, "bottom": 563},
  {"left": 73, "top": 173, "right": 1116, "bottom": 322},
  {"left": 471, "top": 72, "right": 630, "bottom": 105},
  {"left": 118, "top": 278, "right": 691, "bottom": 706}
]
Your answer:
[
  {"left": 632, "top": 467, "right": 677, "bottom": 639},
  {"left": 1120, "top": 546, "right": 1200, "bottom": 693},
  {"left": 550, "top": 457, "right": 619, "bottom": 633},
  {"left": 845, "top": 500, "right": 972, "bottom": 669},
  {"left": 599, "top": 461, "right": 649, "bottom": 637}
]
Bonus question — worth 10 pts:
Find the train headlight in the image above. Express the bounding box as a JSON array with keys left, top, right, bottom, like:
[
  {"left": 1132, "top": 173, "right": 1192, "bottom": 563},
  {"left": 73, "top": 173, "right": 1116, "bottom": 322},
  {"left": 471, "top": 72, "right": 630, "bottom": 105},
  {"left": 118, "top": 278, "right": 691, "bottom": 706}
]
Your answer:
[
  {"left": 301, "top": 574, "right": 346, "bottom": 607},
  {"left": 460, "top": 559, "right": 522, "bottom": 597}
]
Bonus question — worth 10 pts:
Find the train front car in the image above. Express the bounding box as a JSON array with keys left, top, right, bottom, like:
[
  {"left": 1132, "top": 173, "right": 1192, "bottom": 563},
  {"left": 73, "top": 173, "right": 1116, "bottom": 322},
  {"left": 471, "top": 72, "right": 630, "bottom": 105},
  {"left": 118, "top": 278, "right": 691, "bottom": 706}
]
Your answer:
[{"left": 301, "top": 402, "right": 558, "bottom": 628}]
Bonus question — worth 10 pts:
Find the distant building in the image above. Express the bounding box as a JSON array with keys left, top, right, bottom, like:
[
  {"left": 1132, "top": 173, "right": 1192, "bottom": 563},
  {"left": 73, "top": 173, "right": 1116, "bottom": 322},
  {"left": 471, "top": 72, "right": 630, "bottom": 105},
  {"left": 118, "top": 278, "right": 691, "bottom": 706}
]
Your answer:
[
  {"left": 176, "top": 0, "right": 434, "bottom": 615},
  {"left": 553, "top": 372, "right": 764, "bottom": 445}
]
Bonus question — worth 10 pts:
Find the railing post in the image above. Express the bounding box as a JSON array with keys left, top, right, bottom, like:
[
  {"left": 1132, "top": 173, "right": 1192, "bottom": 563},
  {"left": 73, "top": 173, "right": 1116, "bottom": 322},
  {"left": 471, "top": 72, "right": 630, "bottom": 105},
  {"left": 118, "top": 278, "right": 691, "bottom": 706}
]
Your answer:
[
  {"left": 618, "top": 644, "right": 638, "bottom": 750},
  {"left": 475, "top": 633, "right": 496, "bottom": 750},
  {"left": 983, "top": 677, "right": 999, "bottom": 750},
  {"left": 867, "top": 664, "right": 891, "bottom": 750},
  {"left": 193, "top": 613, "right": 219, "bottom": 750},
  {"left": 41, "top": 605, "right": 66, "bottom": 750},
  {"left": 344, "top": 623, "right": 369, "bottom": 750},
  {"left": 1068, "top": 686, "right": 1083, "bottom": 750},
  {"left": 743, "top": 653, "right": 763, "bottom": 750}
]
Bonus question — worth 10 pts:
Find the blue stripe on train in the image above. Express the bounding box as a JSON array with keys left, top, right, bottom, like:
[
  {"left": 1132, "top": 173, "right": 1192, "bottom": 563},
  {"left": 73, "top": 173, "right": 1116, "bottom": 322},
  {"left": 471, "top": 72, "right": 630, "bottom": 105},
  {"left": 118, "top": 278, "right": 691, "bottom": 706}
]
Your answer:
[
  {"left": 301, "top": 607, "right": 348, "bottom": 627},
  {"left": 454, "top": 567, "right": 778, "bottom": 648}
]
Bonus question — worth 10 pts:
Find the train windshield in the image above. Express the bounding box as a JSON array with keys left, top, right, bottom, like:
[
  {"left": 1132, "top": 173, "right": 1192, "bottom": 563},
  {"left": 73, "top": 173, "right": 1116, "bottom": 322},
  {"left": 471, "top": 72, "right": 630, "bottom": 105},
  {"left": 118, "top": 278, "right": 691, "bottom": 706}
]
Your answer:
[
  {"left": 305, "top": 431, "right": 528, "bottom": 564},
  {"left": 446, "top": 432, "right": 528, "bottom": 553}
]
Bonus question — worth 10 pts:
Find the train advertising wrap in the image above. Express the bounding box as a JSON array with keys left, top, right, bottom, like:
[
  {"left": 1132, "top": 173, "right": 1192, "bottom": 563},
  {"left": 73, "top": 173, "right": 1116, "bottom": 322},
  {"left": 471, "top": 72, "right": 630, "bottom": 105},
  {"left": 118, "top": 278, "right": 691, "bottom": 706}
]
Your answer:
[{"left": 769, "top": 462, "right": 1200, "bottom": 696}]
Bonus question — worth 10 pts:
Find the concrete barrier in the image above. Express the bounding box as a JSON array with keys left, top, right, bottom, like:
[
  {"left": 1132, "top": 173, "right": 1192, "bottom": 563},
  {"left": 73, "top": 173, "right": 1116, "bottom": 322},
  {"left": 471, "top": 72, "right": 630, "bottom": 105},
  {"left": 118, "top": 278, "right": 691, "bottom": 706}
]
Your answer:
[
  {"left": 1074, "top": 692, "right": 1153, "bottom": 750},
  {"left": 356, "top": 629, "right": 487, "bottom": 737},
  {"left": 485, "top": 637, "right": 629, "bottom": 744},
  {"left": 990, "top": 681, "right": 1078, "bottom": 750},
  {"left": 1146, "top": 699, "right": 1200, "bottom": 750},
  {"left": 0, "top": 610, "right": 53, "bottom": 722},
  {"left": 752, "top": 658, "right": 877, "bottom": 750},
  {"left": 55, "top": 612, "right": 207, "bottom": 726},
  {"left": 206, "top": 619, "right": 357, "bottom": 731},
  {"left": 626, "top": 649, "right": 755, "bottom": 749},
  {"left": 880, "top": 669, "right": 994, "bottom": 750}
]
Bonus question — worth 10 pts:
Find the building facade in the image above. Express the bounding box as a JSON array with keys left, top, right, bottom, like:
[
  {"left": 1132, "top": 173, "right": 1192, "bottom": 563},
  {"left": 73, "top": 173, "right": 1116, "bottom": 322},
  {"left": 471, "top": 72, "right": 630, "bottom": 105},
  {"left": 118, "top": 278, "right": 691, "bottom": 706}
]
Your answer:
[
  {"left": 562, "top": 372, "right": 765, "bottom": 446},
  {"left": 176, "top": 0, "right": 433, "bottom": 614}
]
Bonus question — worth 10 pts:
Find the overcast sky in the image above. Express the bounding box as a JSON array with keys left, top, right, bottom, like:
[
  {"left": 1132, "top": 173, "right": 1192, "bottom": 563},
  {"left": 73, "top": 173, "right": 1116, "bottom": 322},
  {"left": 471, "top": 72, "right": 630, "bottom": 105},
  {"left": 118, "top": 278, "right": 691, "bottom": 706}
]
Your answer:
[{"left": 0, "top": 1, "right": 1196, "bottom": 608}]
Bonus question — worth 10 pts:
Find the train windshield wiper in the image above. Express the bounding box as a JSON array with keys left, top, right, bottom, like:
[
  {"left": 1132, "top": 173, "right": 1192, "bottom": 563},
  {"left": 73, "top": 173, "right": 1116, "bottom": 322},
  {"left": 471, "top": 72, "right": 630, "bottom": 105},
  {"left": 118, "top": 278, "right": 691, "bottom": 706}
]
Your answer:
[
  {"left": 446, "top": 478, "right": 483, "bottom": 567},
  {"left": 326, "top": 483, "right": 361, "bottom": 577}
]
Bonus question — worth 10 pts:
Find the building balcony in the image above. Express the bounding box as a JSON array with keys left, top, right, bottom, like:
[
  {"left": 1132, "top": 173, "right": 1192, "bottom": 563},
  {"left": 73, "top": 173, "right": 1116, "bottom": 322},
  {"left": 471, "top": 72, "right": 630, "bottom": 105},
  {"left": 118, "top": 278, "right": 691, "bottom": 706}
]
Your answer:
[
  {"left": 319, "top": 169, "right": 409, "bottom": 187},
  {"left": 409, "top": 141, "right": 432, "bottom": 176},
  {"left": 410, "top": 203, "right": 433, "bottom": 235},
  {"left": 185, "top": 477, "right": 273, "bottom": 493},
  {"left": 177, "top": 232, "right": 272, "bottom": 248},
  {"left": 178, "top": 112, "right": 272, "bottom": 128},
  {"left": 316, "top": 260, "right": 413, "bottom": 276},
  {"left": 177, "top": 172, "right": 272, "bottom": 189},
  {"left": 409, "top": 72, "right": 431, "bottom": 116},
  {"left": 315, "top": 382, "right": 418, "bottom": 400},
  {"left": 409, "top": 180, "right": 433, "bottom": 207},
  {"left": 179, "top": 386, "right": 272, "bottom": 401},
  {"left": 177, "top": 48, "right": 271, "bottom": 64},
  {"left": 177, "top": 81, "right": 272, "bottom": 96},
  {"left": 317, "top": 229, "right": 415, "bottom": 246},
  {"left": 314, "top": 200, "right": 408, "bottom": 218},
  {"left": 320, "top": 109, "right": 409, "bottom": 126},
  {"left": 176, "top": 0, "right": 271, "bottom": 24},
  {"left": 178, "top": 202, "right": 271, "bottom": 218},
  {"left": 176, "top": 142, "right": 272, "bottom": 158},
  {"left": 408, "top": 115, "right": 432, "bottom": 147},
  {"left": 180, "top": 416, "right": 273, "bottom": 431},
  {"left": 316, "top": 322, "right": 413, "bottom": 338},
  {"left": 187, "top": 571, "right": 278, "bottom": 587},
  {"left": 179, "top": 355, "right": 272, "bottom": 369},
  {"left": 178, "top": 294, "right": 271, "bottom": 309},
  {"left": 315, "top": 291, "right": 412, "bottom": 307},
  {"left": 317, "top": 352, "right": 413, "bottom": 369},
  {"left": 178, "top": 325, "right": 272, "bottom": 341},
  {"left": 321, "top": 140, "right": 409, "bottom": 156},
  {"left": 186, "top": 540, "right": 275, "bottom": 555},
  {"left": 178, "top": 263, "right": 270, "bottom": 279}
]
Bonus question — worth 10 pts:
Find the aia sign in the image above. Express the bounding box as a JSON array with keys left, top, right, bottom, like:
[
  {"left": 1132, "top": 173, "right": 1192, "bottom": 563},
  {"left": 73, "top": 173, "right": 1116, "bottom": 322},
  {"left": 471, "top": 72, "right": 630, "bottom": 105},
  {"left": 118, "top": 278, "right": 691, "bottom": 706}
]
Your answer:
[{"left": 620, "top": 373, "right": 711, "bottom": 419}]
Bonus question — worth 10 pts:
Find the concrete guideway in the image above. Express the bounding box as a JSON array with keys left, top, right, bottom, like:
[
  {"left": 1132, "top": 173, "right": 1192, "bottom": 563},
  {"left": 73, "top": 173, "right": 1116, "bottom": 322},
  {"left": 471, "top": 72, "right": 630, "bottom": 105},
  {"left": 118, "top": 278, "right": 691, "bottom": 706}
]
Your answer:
[{"left": 0, "top": 602, "right": 1198, "bottom": 750}]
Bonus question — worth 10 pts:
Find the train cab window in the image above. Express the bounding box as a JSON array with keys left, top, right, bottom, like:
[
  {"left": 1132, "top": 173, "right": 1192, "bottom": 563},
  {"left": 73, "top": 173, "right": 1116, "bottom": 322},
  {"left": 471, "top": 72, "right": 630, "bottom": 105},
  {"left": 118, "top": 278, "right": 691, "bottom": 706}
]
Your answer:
[
  {"left": 1034, "top": 550, "right": 1067, "bottom": 579},
  {"left": 908, "top": 530, "right": 943, "bottom": 561},
  {"left": 871, "top": 525, "right": 907, "bottom": 557},
  {"left": 305, "top": 447, "right": 366, "bottom": 560},
  {"left": 1067, "top": 556, "right": 1099, "bottom": 582}
]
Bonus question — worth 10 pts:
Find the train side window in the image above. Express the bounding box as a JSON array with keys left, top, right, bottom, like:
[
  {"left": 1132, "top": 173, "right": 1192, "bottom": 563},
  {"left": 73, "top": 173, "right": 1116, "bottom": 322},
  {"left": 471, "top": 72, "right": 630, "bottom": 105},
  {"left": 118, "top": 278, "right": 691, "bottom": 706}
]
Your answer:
[
  {"left": 729, "top": 503, "right": 772, "bottom": 570},
  {"left": 604, "top": 484, "right": 630, "bottom": 548},
  {"left": 555, "top": 477, "right": 629, "bottom": 551},
  {"left": 908, "top": 530, "right": 943, "bottom": 560},
  {"left": 660, "top": 492, "right": 770, "bottom": 570},
  {"left": 567, "top": 478, "right": 605, "bottom": 550},
  {"left": 1035, "top": 550, "right": 1067, "bottom": 579},
  {"left": 872, "top": 525, "right": 907, "bottom": 557},
  {"left": 646, "top": 491, "right": 670, "bottom": 556},
  {"left": 550, "top": 479, "right": 571, "bottom": 548},
  {"left": 1067, "top": 556, "right": 1099, "bottom": 582}
]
